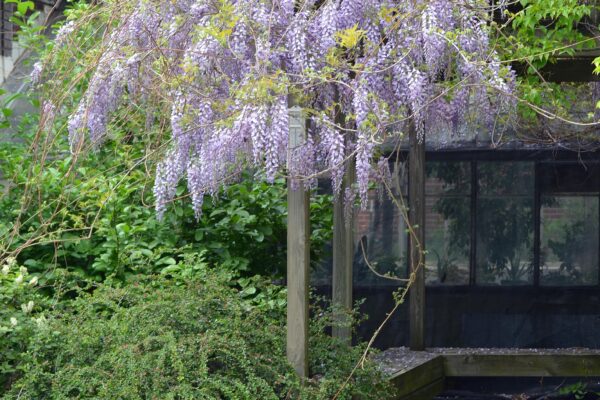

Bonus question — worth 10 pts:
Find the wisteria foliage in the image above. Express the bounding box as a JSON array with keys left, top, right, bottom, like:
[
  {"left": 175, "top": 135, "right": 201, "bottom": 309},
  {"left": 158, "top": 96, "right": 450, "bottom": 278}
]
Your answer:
[{"left": 47, "top": 0, "right": 516, "bottom": 218}]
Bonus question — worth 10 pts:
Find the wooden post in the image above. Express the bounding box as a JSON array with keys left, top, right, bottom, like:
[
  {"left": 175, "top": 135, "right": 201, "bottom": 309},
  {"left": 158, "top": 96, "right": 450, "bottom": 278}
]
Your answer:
[
  {"left": 332, "top": 159, "right": 355, "bottom": 342},
  {"left": 287, "top": 105, "right": 310, "bottom": 377},
  {"left": 408, "top": 122, "right": 425, "bottom": 351}
]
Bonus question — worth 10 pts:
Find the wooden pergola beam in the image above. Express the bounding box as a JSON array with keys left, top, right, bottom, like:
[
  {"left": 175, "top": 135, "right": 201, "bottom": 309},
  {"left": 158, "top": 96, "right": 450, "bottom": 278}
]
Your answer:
[
  {"left": 332, "top": 158, "right": 355, "bottom": 342},
  {"left": 286, "top": 106, "right": 310, "bottom": 377},
  {"left": 513, "top": 50, "right": 600, "bottom": 82},
  {"left": 331, "top": 90, "right": 355, "bottom": 343},
  {"left": 408, "top": 124, "right": 425, "bottom": 351}
]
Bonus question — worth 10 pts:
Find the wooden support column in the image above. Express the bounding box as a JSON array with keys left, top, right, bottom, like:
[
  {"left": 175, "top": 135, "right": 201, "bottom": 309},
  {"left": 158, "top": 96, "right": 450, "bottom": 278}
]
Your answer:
[
  {"left": 408, "top": 123, "right": 425, "bottom": 351},
  {"left": 287, "top": 105, "right": 310, "bottom": 377},
  {"left": 332, "top": 158, "right": 355, "bottom": 342}
]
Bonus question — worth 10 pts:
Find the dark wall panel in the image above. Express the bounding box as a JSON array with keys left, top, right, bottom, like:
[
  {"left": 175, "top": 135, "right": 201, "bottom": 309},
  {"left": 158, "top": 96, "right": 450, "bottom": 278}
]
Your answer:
[{"left": 315, "top": 285, "right": 600, "bottom": 349}]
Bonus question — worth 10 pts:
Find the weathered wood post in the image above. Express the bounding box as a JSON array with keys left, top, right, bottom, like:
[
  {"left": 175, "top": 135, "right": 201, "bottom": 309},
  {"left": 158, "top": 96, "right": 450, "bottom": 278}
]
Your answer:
[
  {"left": 332, "top": 159, "right": 355, "bottom": 342},
  {"left": 287, "top": 105, "right": 310, "bottom": 377},
  {"left": 408, "top": 123, "right": 425, "bottom": 351},
  {"left": 331, "top": 87, "right": 354, "bottom": 342}
]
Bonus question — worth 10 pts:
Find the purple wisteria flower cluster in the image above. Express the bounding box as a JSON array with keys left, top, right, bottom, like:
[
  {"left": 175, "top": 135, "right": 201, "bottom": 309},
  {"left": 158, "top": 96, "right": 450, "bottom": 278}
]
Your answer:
[{"left": 52, "top": 0, "right": 516, "bottom": 217}]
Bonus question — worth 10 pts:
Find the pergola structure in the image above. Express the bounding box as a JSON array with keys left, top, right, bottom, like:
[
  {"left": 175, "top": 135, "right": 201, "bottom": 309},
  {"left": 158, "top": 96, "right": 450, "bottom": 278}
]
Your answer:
[
  {"left": 285, "top": 106, "right": 426, "bottom": 376},
  {"left": 284, "top": 49, "right": 600, "bottom": 377}
]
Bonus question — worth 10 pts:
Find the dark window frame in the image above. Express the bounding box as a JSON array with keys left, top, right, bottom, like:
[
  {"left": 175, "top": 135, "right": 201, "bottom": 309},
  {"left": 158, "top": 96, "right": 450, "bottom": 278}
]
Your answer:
[
  {"left": 0, "top": 1, "right": 62, "bottom": 57},
  {"left": 0, "top": 2, "right": 14, "bottom": 57},
  {"left": 396, "top": 149, "right": 600, "bottom": 288}
]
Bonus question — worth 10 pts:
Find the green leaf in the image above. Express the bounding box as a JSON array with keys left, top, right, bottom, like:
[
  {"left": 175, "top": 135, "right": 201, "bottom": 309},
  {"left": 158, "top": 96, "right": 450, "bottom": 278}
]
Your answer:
[
  {"left": 335, "top": 24, "right": 366, "bottom": 49},
  {"left": 5, "top": 0, "right": 34, "bottom": 15},
  {"left": 240, "top": 286, "right": 257, "bottom": 296},
  {"left": 158, "top": 257, "right": 177, "bottom": 266}
]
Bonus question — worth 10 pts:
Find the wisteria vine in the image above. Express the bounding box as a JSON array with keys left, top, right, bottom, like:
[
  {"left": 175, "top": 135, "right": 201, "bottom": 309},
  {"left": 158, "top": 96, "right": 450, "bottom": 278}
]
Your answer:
[{"left": 41, "top": 0, "right": 517, "bottom": 218}]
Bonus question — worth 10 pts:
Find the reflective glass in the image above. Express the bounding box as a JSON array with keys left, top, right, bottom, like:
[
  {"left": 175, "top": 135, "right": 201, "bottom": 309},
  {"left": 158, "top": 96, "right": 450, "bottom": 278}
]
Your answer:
[
  {"left": 353, "top": 160, "right": 408, "bottom": 286},
  {"left": 425, "top": 161, "right": 471, "bottom": 196},
  {"left": 540, "top": 196, "right": 599, "bottom": 285},
  {"left": 425, "top": 162, "right": 471, "bottom": 285},
  {"left": 478, "top": 161, "right": 534, "bottom": 196},
  {"left": 353, "top": 192, "right": 408, "bottom": 285},
  {"left": 539, "top": 163, "right": 600, "bottom": 194},
  {"left": 425, "top": 196, "right": 470, "bottom": 284},
  {"left": 476, "top": 161, "right": 534, "bottom": 285}
]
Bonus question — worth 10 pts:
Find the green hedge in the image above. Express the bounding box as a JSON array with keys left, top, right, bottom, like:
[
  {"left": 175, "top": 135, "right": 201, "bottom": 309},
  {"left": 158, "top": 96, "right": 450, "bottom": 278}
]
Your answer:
[{"left": 4, "top": 265, "right": 395, "bottom": 399}]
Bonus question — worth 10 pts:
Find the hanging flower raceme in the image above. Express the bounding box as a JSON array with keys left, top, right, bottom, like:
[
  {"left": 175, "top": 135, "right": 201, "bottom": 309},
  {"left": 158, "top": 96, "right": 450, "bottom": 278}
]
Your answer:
[{"left": 51, "top": 0, "right": 516, "bottom": 217}]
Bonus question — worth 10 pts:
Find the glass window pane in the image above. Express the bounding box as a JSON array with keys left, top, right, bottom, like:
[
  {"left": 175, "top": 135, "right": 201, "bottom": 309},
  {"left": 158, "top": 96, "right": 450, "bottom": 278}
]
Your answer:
[
  {"left": 353, "top": 191, "right": 408, "bottom": 285},
  {"left": 478, "top": 162, "right": 534, "bottom": 196},
  {"left": 540, "top": 196, "right": 599, "bottom": 286},
  {"left": 539, "top": 163, "right": 600, "bottom": 194},
  {"left": 390, "top": 159, "right": 408, "bottom": 197},
  {"left": 426, "top": 161, "right": 471, "bottom": 196},
  {"left": 476, "top": 198, "right": 534, "bottom": 285},
  {"left": 425, "top": 196, "right": 470, "bottom": 285}
]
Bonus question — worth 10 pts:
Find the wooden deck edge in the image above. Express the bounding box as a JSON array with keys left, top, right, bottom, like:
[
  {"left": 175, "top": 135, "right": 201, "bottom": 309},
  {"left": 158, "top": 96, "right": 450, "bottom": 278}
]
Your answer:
[
  {"left": 443, "top": 354, "right": 600, "bottom": 377},
  {"left": 389, "top": 356, "right": 444, "bottom": 399},
  {"left": 399, "top": 378, "right": 445, "bottom": 400},
  {"left": 383, "top": 350, "right": 600, "bottom": 399}
]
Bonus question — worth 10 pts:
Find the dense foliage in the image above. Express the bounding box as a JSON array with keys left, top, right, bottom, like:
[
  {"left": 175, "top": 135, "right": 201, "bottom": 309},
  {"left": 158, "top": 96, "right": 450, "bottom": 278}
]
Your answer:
[
  {"left": 1, "top": 0, "right": 600, "bottom": 397},
  {"left": 498, "top": 0, "right": 600, "bottom": 122},
  {"left": 0, "top": 134, "right": 332, "bottom": 281},
  {"left": 0, "top": 258, "right": 52, "bottom": 392},
  {"left": 0, "top": 6, "right": 333, "bottom": 392},
  {"left": 3, "top": 262, "right": 394, "bottom": 400}
]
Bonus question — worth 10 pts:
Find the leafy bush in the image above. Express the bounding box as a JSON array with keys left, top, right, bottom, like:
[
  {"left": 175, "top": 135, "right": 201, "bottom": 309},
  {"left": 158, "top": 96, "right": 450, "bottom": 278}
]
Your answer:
[
  {"left": 0, "top": 0, "right": 332, "bottom": 283},
  {"left": 0, "top": 135, "right": 332, "bottom": 282},
  {"left": 0, "top": 258, "right": 50, "bottom": 391},
  {"left": 4, "top": 262, "right": 394, "bottom": 399}
]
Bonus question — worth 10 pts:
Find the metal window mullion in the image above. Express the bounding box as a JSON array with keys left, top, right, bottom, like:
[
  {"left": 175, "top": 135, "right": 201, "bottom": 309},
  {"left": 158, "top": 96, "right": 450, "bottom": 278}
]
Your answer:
[
  {"left": 533, "top": 161, "right": 541, "bottom": 287},
  {"left": 469, "top": 159, "right": 477, "bottom": 286},
  {"left": 1, "top": 2, "right": 13, "bottom": 57},
  {"left": 1, "top": 2, "right": 4, "bottom": 57},
  {"left": 405, "top": 159, "right": 410, "bottom": 279}
]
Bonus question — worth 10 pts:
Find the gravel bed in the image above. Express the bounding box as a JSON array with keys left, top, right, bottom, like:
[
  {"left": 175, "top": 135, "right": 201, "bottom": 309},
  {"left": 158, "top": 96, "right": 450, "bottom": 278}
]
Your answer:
[{"left": 375, "top": 347, "right": 600, "bottom": 377}]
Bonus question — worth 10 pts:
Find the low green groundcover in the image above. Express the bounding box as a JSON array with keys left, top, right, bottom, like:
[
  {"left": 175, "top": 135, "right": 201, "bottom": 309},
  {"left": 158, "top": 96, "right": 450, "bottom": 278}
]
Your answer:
[{"left": 5, "top": 270, "right": 394, "bottom": 399}]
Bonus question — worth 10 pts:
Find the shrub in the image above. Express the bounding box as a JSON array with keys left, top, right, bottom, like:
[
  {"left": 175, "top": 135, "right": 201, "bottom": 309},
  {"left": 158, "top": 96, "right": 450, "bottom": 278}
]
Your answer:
[
  {"left": 4, "top": 262, "right": 394, "bottom": 400},
  {"left": 0, "top": 135, "right": 332, "bottom": 282},
  {"left": 0, "top": 258, "right": 52, "bottom": 392}
]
